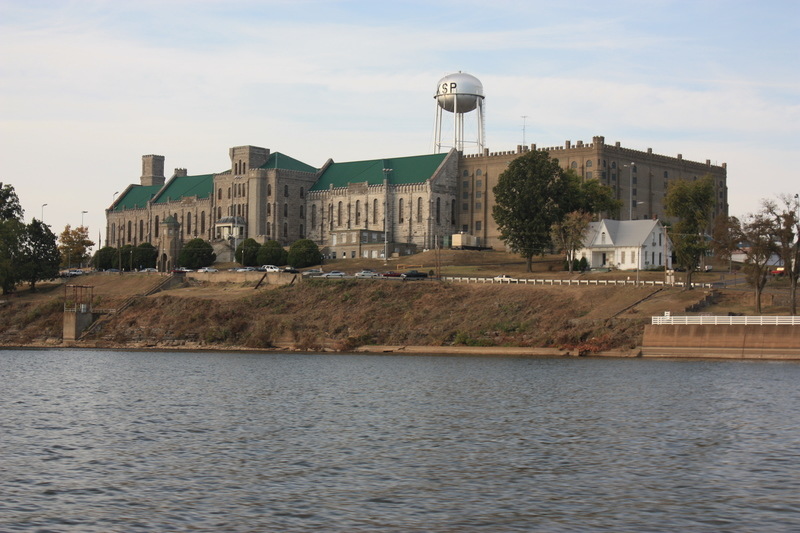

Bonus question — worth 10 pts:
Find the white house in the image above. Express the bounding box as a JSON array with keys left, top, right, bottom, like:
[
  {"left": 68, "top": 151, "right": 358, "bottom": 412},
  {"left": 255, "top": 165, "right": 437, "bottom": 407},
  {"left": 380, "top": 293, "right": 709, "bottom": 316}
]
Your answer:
[{"left": 579, "top": 219, "right": 672, "bottom": 271}]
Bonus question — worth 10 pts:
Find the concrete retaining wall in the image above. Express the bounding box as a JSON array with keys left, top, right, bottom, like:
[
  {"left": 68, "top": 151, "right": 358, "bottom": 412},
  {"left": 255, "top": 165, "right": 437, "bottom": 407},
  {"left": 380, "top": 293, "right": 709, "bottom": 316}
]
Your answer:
[{"left": 642, "top": 324, "right": 800, "bottom": 359}]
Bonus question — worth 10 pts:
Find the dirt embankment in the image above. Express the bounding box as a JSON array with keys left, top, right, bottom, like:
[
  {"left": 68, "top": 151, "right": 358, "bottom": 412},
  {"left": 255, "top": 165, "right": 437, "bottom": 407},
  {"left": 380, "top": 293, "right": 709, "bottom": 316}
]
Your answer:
[{"left": 0, "top": 272, "right": 704, "bottom": 355}]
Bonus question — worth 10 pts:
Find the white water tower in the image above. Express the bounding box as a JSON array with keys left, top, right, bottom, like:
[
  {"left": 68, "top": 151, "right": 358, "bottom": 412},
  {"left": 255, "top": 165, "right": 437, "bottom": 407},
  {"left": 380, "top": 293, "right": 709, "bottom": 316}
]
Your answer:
[{"left": 433, "top": 71, "right": 485, "bottom": 154}]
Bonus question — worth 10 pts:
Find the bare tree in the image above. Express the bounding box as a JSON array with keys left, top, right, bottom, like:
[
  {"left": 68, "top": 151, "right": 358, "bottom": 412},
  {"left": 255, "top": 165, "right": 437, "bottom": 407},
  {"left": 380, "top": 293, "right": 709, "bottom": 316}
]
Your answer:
[
  {"left": 736, "top": 212, "right": 777, "bottom": 314},
  {"left": 763, "top": 195, "right": 800, "bottom": 315},
  {"left": 550, "top": 211, "right": 593, "bottom": 273}
]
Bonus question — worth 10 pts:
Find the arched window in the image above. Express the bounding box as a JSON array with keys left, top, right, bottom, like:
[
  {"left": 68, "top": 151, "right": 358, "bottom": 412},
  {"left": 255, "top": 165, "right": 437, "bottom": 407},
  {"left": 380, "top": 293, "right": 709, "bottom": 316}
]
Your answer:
[
  {"left": 111, "top": 223, "right": 116, "bottom": 245},
  {"left": 218, "top": 188, "right": 222, "bottom": 200},
  {"left": 436, "top": 197, "right": 441, "bottom": 224},
  {"left": 267, "top": 203, "right": 271, "bottom": 216},
  {"left": 217, "top": 207, "right": 221, "bottom": 219},
  {"left": 283, "top": 223, "right": 288, "bottom": 238},
  {"left": 373, "top": 199, "right": 378, "bottom": 224},
  {"left": 186, "top": 213, "right": 191, "bottom": 235},
  {"left": 284, "top": 185, "right": 289, "bottom": 197},
  {"left": 463, "top": 170, "right": 469, "bottom": 176},
  {"left": 283, "top": 203, "right": 288, "bottom": 217},
  {"left": 399, "top": 198, "right": 404, "bottom": 223},
  {"left": 127, "top": 221, "right": 132, "bottom": 242},
  {"left": 200, "top": 211, "right": 206, "bottom": 234},
  {"left": 571, "top": 161, "right": 578, "bottom": 168},
  {"left": 299, "top": 224, "right": 304, "bottom": 239},
  {"left": 586, "top": 160, "right": 593, "bottom": 168},
  {"left": 355, "top": 200, "right": 360, "bottom": 225},
  {"left": 476, "top": 169, "right": 482, "bottom": 176},
  {"left": 300, "top": 187, "right": 304, "bottom": 198},
  {"left": 311, "top": 204, "right": 317, "bottom": 227},
  {"left": 451, "top": 199, "right": 456, "bottom": 224},
  {"left": 664, "top": 171, "right": 669, "bottom": 178},
  {"left": 139, "top": 220, "right": 144, "bottom": 241},
  {"left": 299, "top": 205, "right": 304, "bottom": 219},
  {"left": 611, "top": 162, "right": 617, "bottom": 169},
  {"left": 329, "top": 204, "right": 334, "bottom": 230},
  {"left": 266, "top": 222, "right": 271, "bottom": 236},
  {"left": 417, "top": 197, "right": 422, "bottom": 222},
  {"left": 267, "top": 184, "right": 272, "bottom": 196},
  {"left": 337, "top": 201, "right": 342, "bottom": 226},
  {"left": 227, "top": 187, "right": 231, "bottom": 199}
]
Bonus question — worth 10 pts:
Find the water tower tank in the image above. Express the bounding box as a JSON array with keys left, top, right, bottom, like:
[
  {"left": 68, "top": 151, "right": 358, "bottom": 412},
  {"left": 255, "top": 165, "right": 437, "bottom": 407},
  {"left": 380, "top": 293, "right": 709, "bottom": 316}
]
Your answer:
[
  {"left": 432, "top": 72, "right": 486, "bottom": 154},
  {"left": 435, "top": 72, "right": 484, "bottom": 113}
]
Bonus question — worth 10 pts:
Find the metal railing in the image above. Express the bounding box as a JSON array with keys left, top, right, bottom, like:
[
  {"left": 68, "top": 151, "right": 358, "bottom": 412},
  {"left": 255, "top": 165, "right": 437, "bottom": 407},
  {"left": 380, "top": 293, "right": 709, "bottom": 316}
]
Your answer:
[
  {"left": 442, "top": 276, "right": 713, "bottom": 289},
  {"left": 651, "top": 315, "right": 800, "bottom": 325}
]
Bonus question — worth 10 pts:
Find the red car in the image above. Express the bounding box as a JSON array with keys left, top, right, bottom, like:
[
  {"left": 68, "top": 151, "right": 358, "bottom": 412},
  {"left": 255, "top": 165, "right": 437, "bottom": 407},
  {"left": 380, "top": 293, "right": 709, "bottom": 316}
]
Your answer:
[{"left": 381, "top": 271, "right": 401, "bottom": 277}]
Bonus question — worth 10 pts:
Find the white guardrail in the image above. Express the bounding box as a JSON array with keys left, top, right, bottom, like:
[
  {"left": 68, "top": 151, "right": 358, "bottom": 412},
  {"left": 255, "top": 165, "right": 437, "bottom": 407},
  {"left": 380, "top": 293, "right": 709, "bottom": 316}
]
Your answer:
[
  {"left": 651, "top": 315, "right": 800, "bottom": 325},
  {"left": 442, "top": 276, "right": 713, "bottom": 289}
]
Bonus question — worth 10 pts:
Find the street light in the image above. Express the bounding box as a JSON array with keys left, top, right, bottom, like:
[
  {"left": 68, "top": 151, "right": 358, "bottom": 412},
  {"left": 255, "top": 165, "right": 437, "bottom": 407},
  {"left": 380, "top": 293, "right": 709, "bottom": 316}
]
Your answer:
[
  {"left": 112, "top": 191, "right": 119, "bottom": 203},
  {"left": 41, "top": 203, "right": 47, "bottom": 222},
  {"left": 81, "top": 210, "right": 88, "bottom": 227}
]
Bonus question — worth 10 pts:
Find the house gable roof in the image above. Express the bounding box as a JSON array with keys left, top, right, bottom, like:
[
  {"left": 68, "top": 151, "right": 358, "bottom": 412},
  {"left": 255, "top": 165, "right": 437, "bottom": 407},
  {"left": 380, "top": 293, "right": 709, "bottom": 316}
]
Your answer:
[
  {"left": 310, "top": 152, "right": 448, "bottom": 191},
  {"left": 586, "top": 219, "right": 661, "bottom": 247}
]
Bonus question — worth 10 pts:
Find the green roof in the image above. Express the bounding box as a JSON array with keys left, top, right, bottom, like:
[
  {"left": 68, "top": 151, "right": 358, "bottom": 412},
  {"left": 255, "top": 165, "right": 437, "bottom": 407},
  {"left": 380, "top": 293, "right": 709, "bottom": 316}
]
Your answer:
[
  {"left": 310, "top": 153, "right": 448, "bottom": 191},
  {"left": 152, "top": 174, "right": 215, "bottom": 204},
  {"left": 259, "top": 152, "right": 317, "bottom": 173},
  {"left": 113, "top": 185, "right": 162, "bottom": 211}
]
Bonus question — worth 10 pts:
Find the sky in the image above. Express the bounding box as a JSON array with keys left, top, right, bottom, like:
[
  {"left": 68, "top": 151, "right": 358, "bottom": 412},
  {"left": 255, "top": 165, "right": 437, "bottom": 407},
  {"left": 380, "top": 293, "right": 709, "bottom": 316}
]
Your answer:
[{"left": 1, "top": 0, "right": 799, "bottom": 250}]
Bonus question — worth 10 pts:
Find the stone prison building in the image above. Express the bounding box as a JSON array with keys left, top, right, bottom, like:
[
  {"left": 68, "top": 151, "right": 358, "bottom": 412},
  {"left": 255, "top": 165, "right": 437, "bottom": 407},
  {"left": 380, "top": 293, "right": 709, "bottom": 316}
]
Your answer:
[{"left": 106, "top": 137, "right": 727, "bottom": 271}]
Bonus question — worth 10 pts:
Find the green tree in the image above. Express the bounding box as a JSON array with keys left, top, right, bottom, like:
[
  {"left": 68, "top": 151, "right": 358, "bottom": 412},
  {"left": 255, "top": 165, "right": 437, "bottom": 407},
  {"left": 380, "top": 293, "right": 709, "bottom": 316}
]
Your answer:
[
  {"left": 492, "top": 150, "right": 572, "bottom": 271},
  {"left": 664, "top": 176, "right": 715, "bottom": 288},
  {"left": 257, "top": 240, "right": 288, "bottom": 266},
  {"left": 235, "top": 238, "right": 261, "bottom": 266},
  {"left": 287, "top": 239, "right": 321, "bottom": 268},
  {"left": 93, "top": 246, "right": 117, "bottom": 271},
  {"left": 711, "top": 214, "right": 740, "bottom": 271},
  {"left": 0, "top": 182, "right": 23, "bottom": 221},
  {"left": 550, "top": 210, "right": 593, "bottom": 273},
  {"left": 17, "top": 219, "right": 61, "bottom": 291},
  {"left": 179, "top": 238, "right": 216, "bottom": 269},
  {"left": 58, "top": 225, "right": 95, "bottom": 268},
  {"left": 564, "top": 171, "right": 622, "bottom": 217},
  {"left": 133, "top": 242, "right": 158, "bottom": 270},
  {"left": 119, "top": 244, "right": 135, "bottom": 271},
  {"left": 0, "top": 183, "right": 24, "bottom": 294}
]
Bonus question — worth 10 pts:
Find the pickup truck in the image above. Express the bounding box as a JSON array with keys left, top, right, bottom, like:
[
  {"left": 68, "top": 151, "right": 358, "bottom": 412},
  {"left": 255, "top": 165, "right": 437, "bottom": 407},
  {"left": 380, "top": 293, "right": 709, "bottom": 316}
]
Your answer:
[{"left": 401, "top": 270, "right": 428, "bottom": 280}]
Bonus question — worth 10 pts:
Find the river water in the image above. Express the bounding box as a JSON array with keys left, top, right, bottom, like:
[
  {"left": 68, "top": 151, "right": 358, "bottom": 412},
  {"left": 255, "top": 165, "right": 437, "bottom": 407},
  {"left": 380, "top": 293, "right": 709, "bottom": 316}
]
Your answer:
[{"left": 1, "top": 349, "right": 799, "bottom": 532}]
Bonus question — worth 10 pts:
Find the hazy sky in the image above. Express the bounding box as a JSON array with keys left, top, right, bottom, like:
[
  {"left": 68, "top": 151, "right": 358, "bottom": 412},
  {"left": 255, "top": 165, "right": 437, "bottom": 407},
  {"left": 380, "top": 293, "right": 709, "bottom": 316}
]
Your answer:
[{"left": 1, "top": 0, "right": 798, "bottom": 247}]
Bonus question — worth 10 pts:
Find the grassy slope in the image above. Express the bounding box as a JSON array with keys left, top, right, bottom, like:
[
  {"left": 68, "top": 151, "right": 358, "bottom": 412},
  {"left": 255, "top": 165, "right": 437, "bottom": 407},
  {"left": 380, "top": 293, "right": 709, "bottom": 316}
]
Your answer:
[{"left": 0, "top": 250, "right": 787, "bottom": 352}]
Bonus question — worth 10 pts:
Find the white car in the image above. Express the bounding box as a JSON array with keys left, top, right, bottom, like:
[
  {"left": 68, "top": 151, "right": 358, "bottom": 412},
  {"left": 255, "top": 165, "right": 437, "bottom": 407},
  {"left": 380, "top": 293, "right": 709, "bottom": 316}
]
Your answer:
[
  {"left": 320, "top": 270, "right": 346, "bottom": 278},
  {"left": 236, "top": 267, "right": 256, "bottom": 272},
  {"left": 262, "top": 265, "right": 281, "bottom": 272},
  {"left": 197, "top": 267, "right": 218, "bottom": 273},
  {"left": 494, "top": 274, "right": 516, "bottom": 283},
  {"left": 355, "top": 269, "right": 381, "bottom": 278}
]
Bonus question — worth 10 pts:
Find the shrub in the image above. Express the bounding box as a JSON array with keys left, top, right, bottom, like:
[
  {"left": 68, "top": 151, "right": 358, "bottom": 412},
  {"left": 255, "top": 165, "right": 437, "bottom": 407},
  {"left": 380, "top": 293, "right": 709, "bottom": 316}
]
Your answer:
[
  {"left": 287, "top": 239, "right": 322, "bottom": 268},
  {"left": 257, "top": 240, "right": 288, "bottom": 266}
]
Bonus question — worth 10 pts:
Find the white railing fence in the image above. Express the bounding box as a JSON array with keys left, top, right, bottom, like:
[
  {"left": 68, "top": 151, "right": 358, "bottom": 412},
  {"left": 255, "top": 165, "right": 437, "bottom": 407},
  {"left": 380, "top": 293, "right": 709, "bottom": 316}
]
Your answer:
[
  {"left": 651, "top": 315, "right": 800, "bottom": 326},
  {"left": 442, "top": 276, "right": 713, "bottom": 289}
]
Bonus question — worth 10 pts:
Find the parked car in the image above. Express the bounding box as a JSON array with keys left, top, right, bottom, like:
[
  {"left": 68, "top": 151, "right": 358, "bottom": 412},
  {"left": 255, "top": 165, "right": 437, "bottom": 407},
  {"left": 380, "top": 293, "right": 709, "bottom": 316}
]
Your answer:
[
  {"left": 282, "top": 267, "right": 300, "bottom": 274},
  {"left": 320, "top": 270, "right": 346, "bottom": 278},
  {"left": 381, "top": 271, "right": 401, "bottom": 278},
  {"left": 172, "top": 267, "right": 193, "bottom": 273},
  {"left": 261, "top": 265, "right": 281, "bottom": 272},
  {"left": 494, "top": 274, "right": 516, "bottom": 282},
  {"left": 236, "top": 267, "right": 256, "bottom": 272},
  {"left": 355, "top": 269, "right": 381, "bottom": 278},
  {"left": 141, "top": 267, "right": 158, "bottom": 273},
  {"left": 197, "top": 267, "right": 218, "bottom": 273},
  {"left": 401, "top": 270, "right": 428, "bottom": 280},
  {"left": 302, "top": 269, "right": 324, "bottom": 277}
]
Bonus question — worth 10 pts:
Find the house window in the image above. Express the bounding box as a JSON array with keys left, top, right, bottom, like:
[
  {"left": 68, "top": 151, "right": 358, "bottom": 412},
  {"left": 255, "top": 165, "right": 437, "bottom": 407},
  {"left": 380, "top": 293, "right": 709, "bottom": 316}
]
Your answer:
[
  {"left": 586, "top": 171, "right": 592, "bottom": 180},
  {"left": 373, "top": 199, "right": 378, "bottom": 224},
  {"left": 284, "top": 185, "right": 289, "bottom": 197},
  {"left": 463, "top": 180, "right": 469, "bottom": 188},
  {"left": 621, "top": 251, "right": 626, "bottom": 264},
  {"left": 417, "top": 197, "right": 422, "bottom": 223},
  {"left": 436, "top": 197, "right": 441, "bottom": 224},
  {"left": 462, "top": 203, "right": 469, "bottom": 211},
  {"left": 476, "top": 179, "right": 482, "bottom": 188},
  {"left": 586, "top": 160, "right": 593, "bottom": 168},
  {"left": 186, "top": 213, "right": 191, "bottom": 235},
  {"left": 399, "top": 198, "right": 404, "bottom": 223},
  {"left": 475, "top": 221, "right": 482, "bottom": 231},
  {"left": 337, "top": 202, "right": 342, "bottom": 226},
  {"left": 463, "top": 191, "right": 469, "bottom": 199},
  {"left": 571, "top": 161, "right": 578, "bottom": 168},
  {"left": 355, "top": 200, "right": 360, "bottom": 225},
  {"left": 476, "top": 191, "right": 482, "bottom": 198},
  {"left": 300, "top": 205, "right": 305, "bottom": 219},
  {"left": 283, "top": 203, "right": 288, "bottom": 217},
  {"left": 475, "top": 202, "right": 481, "bottom": 210}
]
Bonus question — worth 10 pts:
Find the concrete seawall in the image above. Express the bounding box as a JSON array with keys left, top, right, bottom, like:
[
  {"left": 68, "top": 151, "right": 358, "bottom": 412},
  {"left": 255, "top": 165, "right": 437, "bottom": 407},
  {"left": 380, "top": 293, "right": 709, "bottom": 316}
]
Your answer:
[{"left": 642, "top": 324, "right": 800, "bottom": 359}]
